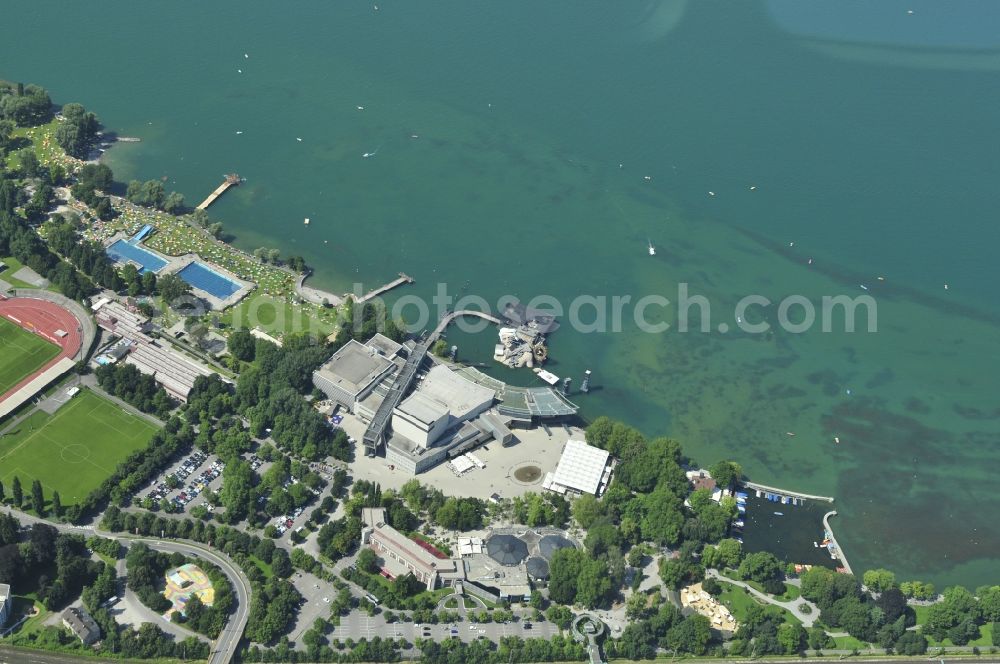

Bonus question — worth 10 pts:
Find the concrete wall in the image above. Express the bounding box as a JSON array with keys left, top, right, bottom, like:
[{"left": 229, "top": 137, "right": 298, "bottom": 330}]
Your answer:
[{"left": 392, "top": 409, "right": 449, "bottom": 448}]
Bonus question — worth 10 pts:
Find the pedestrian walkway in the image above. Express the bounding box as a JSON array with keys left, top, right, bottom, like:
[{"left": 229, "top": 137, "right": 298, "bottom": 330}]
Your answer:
[{"left": 706, "top": 569, "right": 819, "bottom": 627}]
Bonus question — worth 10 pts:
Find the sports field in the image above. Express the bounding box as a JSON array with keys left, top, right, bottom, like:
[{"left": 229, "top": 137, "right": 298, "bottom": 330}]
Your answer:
[
  {"left": 0, "top": 316, "right": 60, "bottom": 396},
  {"left": 0, "top": 389, "right": 157, "bottom": 506}
]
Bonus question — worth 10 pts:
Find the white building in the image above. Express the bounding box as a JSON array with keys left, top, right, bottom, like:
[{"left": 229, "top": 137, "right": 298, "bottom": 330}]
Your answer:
[{"left": 543, "top": 439, "right": 614, "bottom": 496}]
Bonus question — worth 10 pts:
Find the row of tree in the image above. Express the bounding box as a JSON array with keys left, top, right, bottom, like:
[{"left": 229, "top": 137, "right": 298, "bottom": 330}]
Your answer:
[
  {"left": 95, "top": 363, "right": 175, "bottom": 418},
  {"left": 0, "top": 176, "right": 101, "bottom": 298},
  {"left": 126, "top": 179, "right": 184, "bottom": 213}
]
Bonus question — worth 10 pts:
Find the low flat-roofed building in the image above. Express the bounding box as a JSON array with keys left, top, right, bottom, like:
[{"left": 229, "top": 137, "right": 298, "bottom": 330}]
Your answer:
[
  {"left": 62, "top": 606, "right": 100, "bottom": 645},
  {"left": 463, "top": 554, "right": 531, "bottom": 602},
  {"left": 361, "top": 507, "right": 462, "bottom": 590},
  {"left": 0, "top": 583, "right": 11, "bottom": 628},
  {"left": 366, "top": 333, "right": 403, "bottom": 358},
  {"left": 313, "top": 339, "right": 396, "bottom": 410},
  {"left": 543, "top": 439, "right": 613, "bottom": 496}
]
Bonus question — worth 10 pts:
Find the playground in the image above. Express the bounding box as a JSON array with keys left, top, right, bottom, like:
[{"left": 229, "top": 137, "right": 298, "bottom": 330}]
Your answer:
[{"left": 163, "top": 563, "right": 215, "bottom": 618}]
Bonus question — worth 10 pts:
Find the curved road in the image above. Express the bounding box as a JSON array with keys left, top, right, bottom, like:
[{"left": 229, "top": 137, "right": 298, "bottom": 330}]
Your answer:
[{"left": 1, "top": 507, "right": 249, "bottom": 664}]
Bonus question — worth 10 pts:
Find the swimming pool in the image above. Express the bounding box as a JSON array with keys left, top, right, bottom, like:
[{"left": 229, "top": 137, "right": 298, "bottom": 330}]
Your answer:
[
  {"left": 177, "top": 262, "right": 242, "bottom": 299},
  {"left": 105, "top": 239, "right": 168, "bottom": 273}
]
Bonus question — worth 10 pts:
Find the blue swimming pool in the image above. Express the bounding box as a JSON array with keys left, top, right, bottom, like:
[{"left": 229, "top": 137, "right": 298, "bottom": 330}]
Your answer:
[
  {"left": 106, "top": 239, "right": 168, "bottom": 273},
  {"left": 177, "top": 262, "right": 242, "bottom": 299}
]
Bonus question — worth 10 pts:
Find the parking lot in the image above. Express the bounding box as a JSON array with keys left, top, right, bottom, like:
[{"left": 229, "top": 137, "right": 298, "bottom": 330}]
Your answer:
[
  {"left": 142, "top": 450, "right": 224, "bottom": 514},
  {"left": 327, "top": 607, "right": 560, "bottom": 646}
]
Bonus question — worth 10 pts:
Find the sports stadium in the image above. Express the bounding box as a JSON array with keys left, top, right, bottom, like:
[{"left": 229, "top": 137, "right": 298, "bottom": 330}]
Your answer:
[{"left": 0, "top": 294, "right": 90, "bottom": 420}]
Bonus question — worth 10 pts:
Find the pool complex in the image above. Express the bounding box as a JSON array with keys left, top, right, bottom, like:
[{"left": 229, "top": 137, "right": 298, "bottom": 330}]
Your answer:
[
  {"left": 177, "top": 261, "right": 242, "bottom": 299},
  {"left": 105, "top": 239, "right": 168, "bottom": 273}
]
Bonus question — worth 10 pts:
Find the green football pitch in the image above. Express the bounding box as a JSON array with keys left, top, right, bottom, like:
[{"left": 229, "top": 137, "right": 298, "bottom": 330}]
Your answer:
[
  {"left": 0, "top": 388, "right": 157, "bottom": 506},
  {"left": 0, "top": 316, "right": 61, "bottom": 396}
]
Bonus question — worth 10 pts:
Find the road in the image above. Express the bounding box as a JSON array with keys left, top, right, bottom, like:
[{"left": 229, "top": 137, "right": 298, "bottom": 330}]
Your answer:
[{"left": 1, "top": 507, "right": 250, "bottom": 664}]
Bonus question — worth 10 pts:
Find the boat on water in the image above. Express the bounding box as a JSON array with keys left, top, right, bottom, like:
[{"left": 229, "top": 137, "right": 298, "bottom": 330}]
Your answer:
[
  {"left": 648, "top": 240, "right": 656, "bottom": 256},
  {"left": 773, "top": 511, "right": 784, "bottom": 516}
]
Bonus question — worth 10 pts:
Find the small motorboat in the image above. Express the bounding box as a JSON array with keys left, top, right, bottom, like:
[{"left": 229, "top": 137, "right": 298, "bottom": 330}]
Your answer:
[{"left": 648, "top": 240, "right": 656, "bottom": 256}]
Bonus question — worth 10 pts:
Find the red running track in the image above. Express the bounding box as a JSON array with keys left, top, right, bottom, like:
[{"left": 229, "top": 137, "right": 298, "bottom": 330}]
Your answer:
[{"left": 0, "top": 295, "right": 83, "bottom": 405}]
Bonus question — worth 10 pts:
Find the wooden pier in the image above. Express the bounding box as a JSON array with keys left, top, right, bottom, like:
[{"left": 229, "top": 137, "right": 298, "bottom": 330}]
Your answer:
[
  {"left": 744, "top": 481, "right": 834, "bottom": 503},
  {"left": 355, "top": 272, "right": 414, "bottom": 304},
  {"left": 196, "top": 173, "right": 242, "bottom": 210}
]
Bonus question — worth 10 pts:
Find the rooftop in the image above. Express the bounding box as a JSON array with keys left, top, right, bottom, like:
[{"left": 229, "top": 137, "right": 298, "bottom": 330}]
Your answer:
[
  {"left": 396, "top": 392, "right": 449, "bottom": 426},
  {"left": 367, "top": 333, "right": 403, "bottom": 358},
  {"left": 362, "top": 507, "right": 459, "bottom": 576},
  {"left": 420, "top": 365, "right": 495, "bottom": 420},
  {"left": 316, "top": 340, "right": 394, "bottom": 395},
  {"left": 548, "top": 439, "right": 611, "bottom": 496}
]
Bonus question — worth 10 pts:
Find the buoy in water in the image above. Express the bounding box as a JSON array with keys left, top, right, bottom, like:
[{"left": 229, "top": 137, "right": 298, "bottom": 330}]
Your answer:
[{"left": 304, "top": 218, "right": 310, "bottom": 225}]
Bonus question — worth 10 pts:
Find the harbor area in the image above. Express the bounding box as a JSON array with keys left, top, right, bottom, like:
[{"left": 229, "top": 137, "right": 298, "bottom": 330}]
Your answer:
[{"left": 738, "top": 492, "right": 844, "bottom": 570}]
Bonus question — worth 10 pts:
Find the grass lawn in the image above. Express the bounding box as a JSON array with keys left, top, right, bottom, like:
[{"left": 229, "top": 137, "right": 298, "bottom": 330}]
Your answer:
[
  {"left": 717, "top": 582, "right": 802, "bottom": 625},
  {"left": 248, "top": 555, "right": 274, "bottom": 579},
  {"left": 0, "top": 388, "right": 157, "bottom": 506},
  {"left": 832, "top": 635, "right": 872, "bottom": 650},
  {"left": 6, "top": 118, "right": 80, "bottom": 171},
  {"left": 924, "top": 621, "right": 994, "bottom": 648},
  {"left": 778, "top": 583, "right": 801, "bottom": 601},
  {"left": 717, "top": 582, "right": 762, "bottom": 623},
  {"left": 220, "top": 292, "right": 341, "bottom": 339},
  {"left": 0, "top": 256, "right": 44, "bottom": 290},
  {"left": 0, "top": 317, "right": 60, "bottom": 396}
]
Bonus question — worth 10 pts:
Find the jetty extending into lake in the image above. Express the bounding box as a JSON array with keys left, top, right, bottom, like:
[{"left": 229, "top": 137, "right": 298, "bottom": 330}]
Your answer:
[
  {"left": 197, "top": 173, "right": 242, "bottom": 210},
  {"left": 745, "top": 481, "right": 834, "bottom": 504},
  {"left": 823, "top": 510, "right": 853, "bottom": 574},
  {"left": 355, "top": 272, "right": 414, "bottom": 304}
]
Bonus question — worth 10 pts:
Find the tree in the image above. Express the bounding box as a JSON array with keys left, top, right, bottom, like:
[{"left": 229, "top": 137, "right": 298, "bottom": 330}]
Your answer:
[
  {"left": 738, "top": 551, "right": 783, "bottom": 584},
  {"left": 11, "top": 476, "right": 22, "bottom": 507},
  {"left": 667, "top": 614, "right": 712, "bottom": 654},
  {"left": 571, "top": 494, "right": 603, "bottom": 529},
  {"left": 863, "top": 568, "right": 896, "bottom": 593},
  {"left": 157, "top": 273, "right": 191, "bottom": 305},
  {"left": 548, "top": 548, "right": 585, "bottom": 605},
  {"left": 31, "top": 479, "right": 44, "bottom": 515},
  {"left": 163, "top": 191, "right": 185, "bottom": 214},
  {"left": 895, "top": 631, "right": 927, "bottom": 655},
  {"left": 708, "top": 460, "right": 741, "bottom": 489},
  {"left": 640, "top": 486, "right": 685, "bottom": 545},
  {"left": 228, "top": 328, "right": 257, "bottom": 362},
  {"left": 978, "top": 585, "right": 1000, "bottom": 623},
  {"left": 875, "top": 587, "right": 908, "bottom": 625},
  {"left": 19, "top": 149, "right": 40, "bottom": 177},
  {"left": 778, "top": 622, "right": 807, "bottom": 654},
  {"left": 357, "top": 548, "right": 378, "bottom": 574}
]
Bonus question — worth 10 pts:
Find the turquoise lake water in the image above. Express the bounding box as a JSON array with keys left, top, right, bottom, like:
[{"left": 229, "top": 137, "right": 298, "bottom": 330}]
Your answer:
[{"left": 3, "top": 0, "right": 999, "bottom": 588}]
